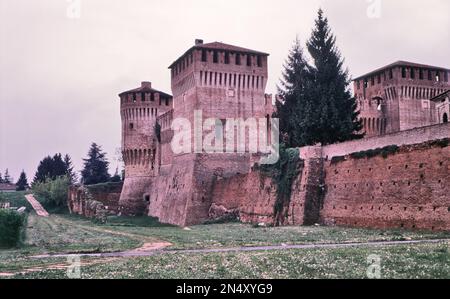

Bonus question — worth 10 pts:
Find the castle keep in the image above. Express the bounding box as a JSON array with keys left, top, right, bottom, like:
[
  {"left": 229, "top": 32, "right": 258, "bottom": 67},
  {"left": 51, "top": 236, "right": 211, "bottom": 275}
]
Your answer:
[
  {"left": 118, "top": 40, "right": 274, "bottom": 226},
  {"left": 112, "top": 40, "right": 449, "bottom": 230},
  {"left": 354, "top": 61, "right": 449, "bottom": 137}
]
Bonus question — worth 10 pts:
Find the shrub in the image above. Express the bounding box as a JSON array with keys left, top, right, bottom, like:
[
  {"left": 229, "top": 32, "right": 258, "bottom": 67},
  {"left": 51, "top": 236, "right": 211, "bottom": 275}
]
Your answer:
[
  {"left": 258, "top": 144, "right": 302, "bottom": 225},
  {"left": 350, "top": 145, "right": 400, "bottom": 160},
  {"left": 33, "top": 176, "right": 70, "bottom": 208},
  {"left": 0, "top": 209, "right": 26, "bottom": 248},
  {"left": 331, "top": 156, "right": 346, "bottom": 164},
  {"left": 431, "top": 138, "right": 449, "bottom": 148}
]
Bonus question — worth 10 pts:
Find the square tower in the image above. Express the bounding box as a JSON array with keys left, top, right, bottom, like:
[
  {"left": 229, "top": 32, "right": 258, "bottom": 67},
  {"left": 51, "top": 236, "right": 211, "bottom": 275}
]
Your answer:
[{"left": 353, "top": 61, "right": 450, "bottom": 137}]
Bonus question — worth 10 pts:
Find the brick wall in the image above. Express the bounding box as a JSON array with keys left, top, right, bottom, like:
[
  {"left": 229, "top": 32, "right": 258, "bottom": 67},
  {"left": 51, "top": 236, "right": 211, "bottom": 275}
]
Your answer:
[
  {"left": 68, "top": 183, "right": 123, "bottom": 219},
  {"left": 320, "top": 141, "right": 450, "bottom": 231}
]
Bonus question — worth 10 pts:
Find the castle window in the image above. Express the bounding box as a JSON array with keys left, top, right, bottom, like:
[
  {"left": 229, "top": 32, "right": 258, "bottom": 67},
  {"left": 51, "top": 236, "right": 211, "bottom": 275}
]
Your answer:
[
  {"left": 428, "top": 70, "right": 432, "bottom": 80},
  {"left": 201, "top": 49, "right": 207, "bottom": 62},
  {"left": 235, "top": 53, "right": 241, "bottom": 65},
  {"left": 445, "top": 71, "right": 448, "bottom": 82},
  {"left": 377, "top": 74, "right": 381, "bottom": 84},
  {"left": 419, "top": 69, "right": 424, "bottom": 80},
  {"left": 435, "top": 71, "right": 441, "bottom": 82},
  {"left": 364, "top": 78, "right": 368, "bottom": 88},
  {"left": 133, "top": 93, "right": 137, "bottom": 102},
  {"left": 401, "top": 67, "right": 406, "bottom": 78},
  {"left": 247, "top": 55, "right": 252, "bottom": 66},
  {"left": 257, "top": 55, "right": 262, "bottom": 67},
  {"left": 389, "top": 69, "right": 393, "bottom": 79},
  {"left": 225, "top": 52, "right": 230, "bottom": 64},
  {"left": 410, "top": 68, "right": 415, "bottom": 79},
  {"left": 213, "top": 51, "right": 219, "bottom": 63},
  {"left": 141, "top": 92, "right": 146, "bottom": 102},
  {"left": 150, "top": 93, "right": 154, "bottom": 101},
  {"left": 371, "top": 77, "right": 375, "bottom": 86},
  {"left": 166, "top": 98, "right": 169, "bottom": 106},
  {"left": 443, "top": 113, "right": 448, "bottom": 123},
  {"left": 357, "top": 80, "right": 360, "bottom": 90},
  {"left": 129, "top": 123, "right": 134, "bottom": 130}
]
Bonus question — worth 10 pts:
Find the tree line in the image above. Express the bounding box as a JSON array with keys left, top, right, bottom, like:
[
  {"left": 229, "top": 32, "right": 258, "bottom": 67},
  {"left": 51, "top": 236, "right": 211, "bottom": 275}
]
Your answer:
[
  {"left": 1, "top": 142, "right": 122, "bottom": 192},
  {"left": 276, "top": 9, "right": 363, "bottom": 147}
]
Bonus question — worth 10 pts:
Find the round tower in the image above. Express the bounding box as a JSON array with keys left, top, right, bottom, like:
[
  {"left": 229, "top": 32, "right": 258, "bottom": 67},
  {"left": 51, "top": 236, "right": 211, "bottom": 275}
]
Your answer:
[{"left": 118, "top": 81, "right": 173, "bottom": 215}]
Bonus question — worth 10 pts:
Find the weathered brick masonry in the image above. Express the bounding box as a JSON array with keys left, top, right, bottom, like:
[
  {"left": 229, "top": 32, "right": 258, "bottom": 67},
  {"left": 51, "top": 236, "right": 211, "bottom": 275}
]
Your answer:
[
  {"left": 320, "top": 138, "right": 450, "bottom": 231},
  {"left": 210, "top": 123, "right": 450, "bottom": 231},
  {"left": 115, "top": 40, "right": 449, "bottom": 230},
  {"left": 68, "top": 182, "right": 123, "bottom": 220}
]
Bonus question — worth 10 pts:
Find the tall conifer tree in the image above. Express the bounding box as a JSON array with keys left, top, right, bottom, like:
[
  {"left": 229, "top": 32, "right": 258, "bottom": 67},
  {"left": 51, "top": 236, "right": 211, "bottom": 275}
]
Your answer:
[{"left": 306, "top": 9, "right": 363, "bottom": 144}]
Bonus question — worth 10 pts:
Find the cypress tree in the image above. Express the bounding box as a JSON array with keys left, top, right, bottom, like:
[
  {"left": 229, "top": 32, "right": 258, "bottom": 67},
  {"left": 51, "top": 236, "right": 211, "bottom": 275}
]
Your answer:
[
  {"left": 16, "top": 170, "right": 29, "bottom": 191},
  {"left": 276, "top": 37, "right": 314, "bottom": 147},
  {"left": 63, "top": 154, "right": 77, "bottom": 184},
  {"left": 305, "top": 9, "right": 363, "bottom": 145},
  {"left": 3, "top": 169, "right": 12, "bottom": 184},
  {"left": 81, "top": 143, "right": 110, "bottom": 185}
]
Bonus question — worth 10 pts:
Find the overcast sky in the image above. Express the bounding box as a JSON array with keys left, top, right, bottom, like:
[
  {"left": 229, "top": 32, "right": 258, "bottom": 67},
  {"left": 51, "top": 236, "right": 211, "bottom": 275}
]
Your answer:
[{"left": 1, "top": 0, "right": 449, "bottom": 181}]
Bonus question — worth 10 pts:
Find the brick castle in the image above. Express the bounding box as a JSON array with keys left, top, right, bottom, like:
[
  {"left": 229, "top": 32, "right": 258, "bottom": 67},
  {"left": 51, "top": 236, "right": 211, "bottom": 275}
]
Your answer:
[{"left": 70, "top": 40, "right": 450, "bottom": 230}]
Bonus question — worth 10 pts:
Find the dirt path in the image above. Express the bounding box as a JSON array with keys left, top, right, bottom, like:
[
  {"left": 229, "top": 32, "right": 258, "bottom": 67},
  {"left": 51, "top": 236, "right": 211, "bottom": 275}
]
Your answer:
[
  {"left": 25, "top": 194, "right": 49, "bottom": 217},
  {"left": 32, "top": 238, "right": 449, "bottom": 259}
]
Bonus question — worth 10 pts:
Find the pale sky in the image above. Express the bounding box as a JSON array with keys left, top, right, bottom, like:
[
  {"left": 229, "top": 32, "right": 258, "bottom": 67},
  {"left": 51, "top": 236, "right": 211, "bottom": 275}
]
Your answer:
[{"left": 0, "top": 0, "right": 449, "bottom": 181}]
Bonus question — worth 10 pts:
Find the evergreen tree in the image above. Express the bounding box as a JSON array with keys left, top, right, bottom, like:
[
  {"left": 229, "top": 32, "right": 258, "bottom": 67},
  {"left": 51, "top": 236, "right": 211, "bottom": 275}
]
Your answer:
[
  {"left": 33, "top": 154, "right": 68, "bottom": 184},
  {"left": 276, "top": 37, "right": 314, "bottom": 147},
  {"left": 16, "top": 170, "right": 29, "bottom": 191},
  {"left": 305, "top": 9, "right": 363, "bottom": 145},
  {"left": 81, "top": 143, "right": 110, "bottom": 185},
  {"left": 63, "top": 154, "right": 77, "bottom": 184},
  {"left": 3, "top": 169, "right": 12, "bottom": 184}
]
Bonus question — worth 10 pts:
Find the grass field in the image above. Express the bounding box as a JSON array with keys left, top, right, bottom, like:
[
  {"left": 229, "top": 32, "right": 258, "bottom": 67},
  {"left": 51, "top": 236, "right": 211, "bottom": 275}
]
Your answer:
[
  {"left": 11, "top": 242, "right": 450, "bottom": 279},
  {"left": 0, "top": 192, "right": 449, "bottom": 279}
]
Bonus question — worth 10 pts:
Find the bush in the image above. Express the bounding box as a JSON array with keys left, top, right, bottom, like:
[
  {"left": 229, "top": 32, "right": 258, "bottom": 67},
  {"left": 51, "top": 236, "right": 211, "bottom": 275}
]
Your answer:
[
  {"left": 0, "top": 209, "right": 26, "bottom": 248},
  {"left": 330, "top": 156, "right": 346, "bottom": 164},
  {"left": 32, "top": 176, "right": 70, "bottom": 208},
  {"left": 258, "top": 144, "right": 302, "bottom": 225}
]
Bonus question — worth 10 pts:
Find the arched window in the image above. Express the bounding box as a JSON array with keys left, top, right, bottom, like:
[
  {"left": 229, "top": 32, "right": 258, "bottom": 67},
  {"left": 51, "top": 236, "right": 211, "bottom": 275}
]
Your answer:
[{"left": 444, "top": 113, "right": 449, "bottom": 124}]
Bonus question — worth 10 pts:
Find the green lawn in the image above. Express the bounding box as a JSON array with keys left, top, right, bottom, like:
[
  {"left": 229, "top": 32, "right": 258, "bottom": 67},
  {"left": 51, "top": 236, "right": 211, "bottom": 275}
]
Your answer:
[
  {"left": 1, "top": 192, "right": 450, "bottom": 279},
  {"left": 9, "top": 242, "right": 450, "bottom": 279},
  {"left": 0, "top": 191, "right": 33, "bottom": 210}
]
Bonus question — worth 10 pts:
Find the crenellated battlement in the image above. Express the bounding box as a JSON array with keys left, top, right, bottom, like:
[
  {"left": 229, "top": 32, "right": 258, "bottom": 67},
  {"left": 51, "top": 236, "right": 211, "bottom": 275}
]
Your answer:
[{"left": 353, "top": 61, "right": 450, "bottom": 137}]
